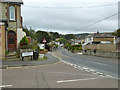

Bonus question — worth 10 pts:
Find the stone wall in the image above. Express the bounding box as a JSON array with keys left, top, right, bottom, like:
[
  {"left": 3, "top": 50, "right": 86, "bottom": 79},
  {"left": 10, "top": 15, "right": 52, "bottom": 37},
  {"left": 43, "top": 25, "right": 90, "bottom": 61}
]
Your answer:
[
  {"left": 83, "top": 49, "right": 119, "bottom": 59},
  {"left": 2, "top": 3, "right": 22, "bottom": 30},
  {"left": 0, "top": 24, "right": 5, "bottom": 60},
  {"left": 84, "top": 44, "right": 117, "bottom": 52}
]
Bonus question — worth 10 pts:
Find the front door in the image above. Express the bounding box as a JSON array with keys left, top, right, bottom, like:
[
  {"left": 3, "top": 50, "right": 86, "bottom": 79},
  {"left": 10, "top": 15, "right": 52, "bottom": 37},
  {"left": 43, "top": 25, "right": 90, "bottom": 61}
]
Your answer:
[{"left": 8, "top": 31, "right": 16, "bottom": 52}]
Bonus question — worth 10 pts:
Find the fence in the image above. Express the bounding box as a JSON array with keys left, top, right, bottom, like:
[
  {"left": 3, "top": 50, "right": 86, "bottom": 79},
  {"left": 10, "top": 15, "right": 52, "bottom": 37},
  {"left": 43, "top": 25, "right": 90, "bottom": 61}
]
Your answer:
[{"left": 84, "top": 44, "right": 117, "bottom": 52}]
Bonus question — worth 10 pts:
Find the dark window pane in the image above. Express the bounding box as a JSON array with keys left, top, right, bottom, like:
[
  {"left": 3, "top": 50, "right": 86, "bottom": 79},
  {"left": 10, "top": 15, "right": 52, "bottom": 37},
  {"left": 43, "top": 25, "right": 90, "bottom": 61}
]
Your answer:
[
  {"left": 8, "top": 31, "right": 15, "bottom": 35},
  {"left": 9, "top": 36, "right": 15, "bottom": 44}
]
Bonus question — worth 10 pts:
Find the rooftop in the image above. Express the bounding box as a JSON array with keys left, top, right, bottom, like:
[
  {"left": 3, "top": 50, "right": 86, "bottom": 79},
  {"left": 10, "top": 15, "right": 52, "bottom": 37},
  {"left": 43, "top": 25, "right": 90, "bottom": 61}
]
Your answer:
[
  {"left": 0, "top": 0, "right": 23, "bottom": 4},
  {"left": 87, "top": 33, "right": 115, "bottom": 38}
]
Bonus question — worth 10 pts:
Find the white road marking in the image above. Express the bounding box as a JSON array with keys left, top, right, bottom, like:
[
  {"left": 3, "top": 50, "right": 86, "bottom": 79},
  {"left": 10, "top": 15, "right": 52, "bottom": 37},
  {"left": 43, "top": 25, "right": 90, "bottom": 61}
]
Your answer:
[
  {"left": 86, "top": 61, "right": 108, "bottom": 66},
  {"left": 57, "top": 77, "right": 102, "bottom": 83},
  {"left": 37, "top": 71, "right": 98, "bottom": 76},
  {"left": 77, "top": 53, "right": 83, "bottom": 55},
  {"left": 52, "top": 53, "right": 117, "bottom": 79},
  {"left": 0, "top": 85, "right": 12, "bottom": 88}
]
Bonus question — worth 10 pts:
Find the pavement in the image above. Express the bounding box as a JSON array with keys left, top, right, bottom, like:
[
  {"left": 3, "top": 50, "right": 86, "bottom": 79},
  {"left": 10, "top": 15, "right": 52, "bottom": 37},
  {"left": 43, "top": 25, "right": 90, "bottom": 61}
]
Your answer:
[{"left": 1, "top": 52, "right": 60, "bottom": 69}]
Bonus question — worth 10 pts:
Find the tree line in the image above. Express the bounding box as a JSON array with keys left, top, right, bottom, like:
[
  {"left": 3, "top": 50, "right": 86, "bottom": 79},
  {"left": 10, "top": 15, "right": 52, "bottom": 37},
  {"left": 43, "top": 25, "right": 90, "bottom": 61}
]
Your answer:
[{"left": 23, "top": 26, "right": 76, "bottom": 44}]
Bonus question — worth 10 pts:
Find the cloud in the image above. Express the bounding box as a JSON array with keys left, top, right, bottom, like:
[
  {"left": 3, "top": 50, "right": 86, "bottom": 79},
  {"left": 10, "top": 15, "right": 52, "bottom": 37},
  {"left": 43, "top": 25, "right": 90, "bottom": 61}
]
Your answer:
[{"left": 22, "top": 1, "right": 118, "bottom": 34}]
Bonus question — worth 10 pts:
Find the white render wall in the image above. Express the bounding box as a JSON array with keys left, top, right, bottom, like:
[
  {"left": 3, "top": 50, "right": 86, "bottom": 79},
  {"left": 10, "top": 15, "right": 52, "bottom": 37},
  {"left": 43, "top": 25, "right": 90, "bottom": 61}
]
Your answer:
[{"left": 17, "top": 28, "right": 26, "bottom": 47}]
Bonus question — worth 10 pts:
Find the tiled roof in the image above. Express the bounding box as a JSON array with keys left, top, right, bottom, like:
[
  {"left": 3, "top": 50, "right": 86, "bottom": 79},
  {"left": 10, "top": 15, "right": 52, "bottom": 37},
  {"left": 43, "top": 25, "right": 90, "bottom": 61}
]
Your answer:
[
  {"left": 0, "top": 0, "right": 23, "bottom": 4},
  {"left": 87, "top": 33, "right": 115, "bottom": 38}
]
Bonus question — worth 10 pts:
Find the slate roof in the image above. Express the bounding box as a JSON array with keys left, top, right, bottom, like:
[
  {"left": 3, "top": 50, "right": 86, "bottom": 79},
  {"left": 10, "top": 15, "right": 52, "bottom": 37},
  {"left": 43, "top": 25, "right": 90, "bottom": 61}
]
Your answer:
[
  {"left": 87, "top": 33, "right": 115, "bottom": 38},
  {"left": 0, "top": 0, "right": 23, "bottom": 4}
]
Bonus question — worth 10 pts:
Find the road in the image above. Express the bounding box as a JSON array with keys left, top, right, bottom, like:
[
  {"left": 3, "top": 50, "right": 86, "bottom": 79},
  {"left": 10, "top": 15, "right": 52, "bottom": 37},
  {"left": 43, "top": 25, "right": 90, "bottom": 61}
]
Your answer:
[
  {"left": 2, "top": 60, "right": 118, "bottom": 88},
  {"left": 54, "top": 47, "right": 118, "bottom": 79},
  {"left": 2, "top": 48, "right": 119, "bottom": 88}
]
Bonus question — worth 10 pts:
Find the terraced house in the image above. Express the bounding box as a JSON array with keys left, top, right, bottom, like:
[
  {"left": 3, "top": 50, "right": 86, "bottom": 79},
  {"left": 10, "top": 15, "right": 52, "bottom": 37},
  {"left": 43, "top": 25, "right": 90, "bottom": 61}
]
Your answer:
[{"left": 0, "top": 0, "right": 24, "bottom": 59}]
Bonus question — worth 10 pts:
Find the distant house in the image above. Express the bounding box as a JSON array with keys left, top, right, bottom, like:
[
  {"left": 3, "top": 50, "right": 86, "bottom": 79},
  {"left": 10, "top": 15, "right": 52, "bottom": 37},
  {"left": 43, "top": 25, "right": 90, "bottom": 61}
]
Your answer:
[
  {"left": 84, "top": 33, "right": 116, "bottom": 45},
  {"left": 77, "top": 35, "right": 88, "bottom": 44},
  {"left": 0, "top": 0, "right": 25, "bottom": 52}
]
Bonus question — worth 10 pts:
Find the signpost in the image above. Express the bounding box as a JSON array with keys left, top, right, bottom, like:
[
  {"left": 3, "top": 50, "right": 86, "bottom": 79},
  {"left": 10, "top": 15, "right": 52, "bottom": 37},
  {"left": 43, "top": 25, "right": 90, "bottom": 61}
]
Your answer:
[
  {"left": 43, "top": 38, "right": 47, "bottom": 57},
  {"left": 21, "top": 52, "right": 33, "bottom": 61}
]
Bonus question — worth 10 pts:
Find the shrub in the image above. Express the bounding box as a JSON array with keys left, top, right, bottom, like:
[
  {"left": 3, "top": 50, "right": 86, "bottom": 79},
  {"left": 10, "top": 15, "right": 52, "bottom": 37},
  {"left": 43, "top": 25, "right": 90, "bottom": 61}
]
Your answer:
[
  {"left": 69, "top": 44, "right": 82, "bottom": 51},
  {"left": 20, "top": 36, "right": 29, "bottom": 45}
]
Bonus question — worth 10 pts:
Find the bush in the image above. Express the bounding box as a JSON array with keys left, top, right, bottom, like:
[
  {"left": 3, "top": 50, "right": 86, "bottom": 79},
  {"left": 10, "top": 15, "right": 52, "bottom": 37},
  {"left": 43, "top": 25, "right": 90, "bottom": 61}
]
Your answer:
[
  {"left": 69, "top": 44, "right": 82, "bottom": 51},
  {"left": 20, "top": 44, "right": 32, "bottom": 49},
  {"left": 20, "top": 36, "right": 29, "bottom": 45}
]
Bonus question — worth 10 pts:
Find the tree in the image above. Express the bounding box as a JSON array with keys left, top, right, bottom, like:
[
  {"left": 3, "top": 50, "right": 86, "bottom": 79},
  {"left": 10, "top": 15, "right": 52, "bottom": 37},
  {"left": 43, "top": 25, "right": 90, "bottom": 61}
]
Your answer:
[
  {"left": 58, "top": 38, "right": 68, "bottom": 45},
  {"left": 116, "top": 29, "right": 120, "bottom": 37},
  {"left": 64, "top": 34, "right": 76, "bottom": 40},
  {"left": 23, "top": 26, "right": 36, "bottom": 39},
  {"left": 112, "top": 29, "right": 120, "bottom": 37},
  {"left": 50, "top": 32, "right": 60, "bottom": 40},
  {"left": 35, "top": 31, "right": 51, "bottom": 43}
]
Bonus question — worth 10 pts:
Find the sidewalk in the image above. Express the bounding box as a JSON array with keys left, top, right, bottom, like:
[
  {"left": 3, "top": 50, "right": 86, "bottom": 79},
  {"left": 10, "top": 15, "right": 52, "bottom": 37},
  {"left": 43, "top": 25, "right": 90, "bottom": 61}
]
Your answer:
[{"left": 1, "top": 52, "right": 60, "bottom": 69}]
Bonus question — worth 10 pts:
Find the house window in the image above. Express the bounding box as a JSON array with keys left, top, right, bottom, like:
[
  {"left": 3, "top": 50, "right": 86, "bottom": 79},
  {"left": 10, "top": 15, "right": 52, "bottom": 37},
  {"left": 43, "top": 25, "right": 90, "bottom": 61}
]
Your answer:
[{"left": 10, "top": 6, "right": 15, "bottom": 20}]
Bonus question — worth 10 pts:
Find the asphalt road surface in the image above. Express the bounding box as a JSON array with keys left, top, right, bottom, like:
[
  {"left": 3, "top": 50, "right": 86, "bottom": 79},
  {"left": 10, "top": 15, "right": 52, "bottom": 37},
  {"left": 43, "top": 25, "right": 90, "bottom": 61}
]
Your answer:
[
  {"left": 54, "top": 47, "right": 118, "bottom": 79},
  {"left": 2, "top": 61, "right": 118, "bottom": 88},
  {"left": 2, "top": 48, "right": 119, "bottom": 88}
]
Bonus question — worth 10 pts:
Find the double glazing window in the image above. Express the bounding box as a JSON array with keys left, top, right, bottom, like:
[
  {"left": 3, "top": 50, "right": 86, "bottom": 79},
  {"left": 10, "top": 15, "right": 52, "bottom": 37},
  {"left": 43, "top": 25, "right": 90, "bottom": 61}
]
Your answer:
[{"left": 10, "top": 6, "right": 15, "bottom": 20}]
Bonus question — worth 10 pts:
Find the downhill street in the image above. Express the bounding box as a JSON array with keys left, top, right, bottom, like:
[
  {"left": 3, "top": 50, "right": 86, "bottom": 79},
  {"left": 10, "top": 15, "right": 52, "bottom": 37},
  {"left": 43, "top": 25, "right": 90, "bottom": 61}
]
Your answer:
[
  {"left": 2, "top": 48, "right": 119, "bottom": 88},
  {"left": 54, "top": 47, "right": 118, "bottom": 79}
]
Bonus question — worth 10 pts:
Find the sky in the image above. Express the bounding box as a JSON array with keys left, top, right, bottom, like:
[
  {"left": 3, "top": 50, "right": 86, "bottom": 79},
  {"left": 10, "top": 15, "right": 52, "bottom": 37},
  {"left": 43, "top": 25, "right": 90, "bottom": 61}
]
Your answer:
[{"left": 22, "top": 0, "right": 119, "bottom": 34}]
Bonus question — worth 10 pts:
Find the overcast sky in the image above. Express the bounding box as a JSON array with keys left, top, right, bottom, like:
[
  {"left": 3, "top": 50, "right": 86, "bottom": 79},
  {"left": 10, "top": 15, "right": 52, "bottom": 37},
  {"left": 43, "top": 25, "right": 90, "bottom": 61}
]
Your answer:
[{"left": 22, "top": 0, "right": 119, "bottom": 34}]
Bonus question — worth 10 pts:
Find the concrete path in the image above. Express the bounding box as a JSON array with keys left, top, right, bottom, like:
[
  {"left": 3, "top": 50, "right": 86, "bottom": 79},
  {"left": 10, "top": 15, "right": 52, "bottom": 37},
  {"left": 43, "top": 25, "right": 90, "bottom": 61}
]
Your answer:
[{"left": 1, "top": 52, "right": 60, "bottom": 68}]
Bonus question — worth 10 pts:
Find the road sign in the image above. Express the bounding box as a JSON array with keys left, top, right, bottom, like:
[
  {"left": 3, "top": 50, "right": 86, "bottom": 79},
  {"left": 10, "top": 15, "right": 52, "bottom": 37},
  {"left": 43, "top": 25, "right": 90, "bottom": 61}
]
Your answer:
[{"left": 43, "top": 38, "right": 46, "bottom": 43}]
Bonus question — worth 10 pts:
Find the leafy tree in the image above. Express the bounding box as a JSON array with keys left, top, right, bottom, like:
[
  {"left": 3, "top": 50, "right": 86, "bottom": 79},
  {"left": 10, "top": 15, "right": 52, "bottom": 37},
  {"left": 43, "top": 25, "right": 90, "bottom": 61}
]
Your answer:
[
  {"left": 35, "top": 31, "right": 51, "bottom": 43},
  {"left": 23, "top": 26, "right": 29, "bottom": 36},
  {"left": 112, "top": 29, "right": 120, "bottom": 37},
  {"left": 23, "top": 26, "right": 36, "bottom": 39},
  {"left": 58, "top": 38, "right": 68, "bottom": 45},
  {"left": 50, "top": 32, "right": 60, "bottom": 40},
  {"left": 116, "top": 29, "right": 120, "bottom": 37},
  {"left": 64, "top": 34, "right": 76, "bottom": 40}
]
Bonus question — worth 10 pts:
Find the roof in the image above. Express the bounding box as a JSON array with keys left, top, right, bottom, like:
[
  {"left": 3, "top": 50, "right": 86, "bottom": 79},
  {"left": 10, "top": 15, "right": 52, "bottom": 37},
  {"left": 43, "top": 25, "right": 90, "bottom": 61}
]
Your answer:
[
  {"left": 87, "top": 33, "right": 115, "bottom": 38},
  {"left": 0, "top": 0, "right": 23, "bottom": 4}
]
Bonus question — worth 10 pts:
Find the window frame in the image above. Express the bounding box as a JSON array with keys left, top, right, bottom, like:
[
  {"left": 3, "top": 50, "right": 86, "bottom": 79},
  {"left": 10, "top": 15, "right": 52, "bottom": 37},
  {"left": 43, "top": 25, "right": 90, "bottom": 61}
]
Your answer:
[{"left": 9, "top": 6, "right": 15, "bottom": 21}]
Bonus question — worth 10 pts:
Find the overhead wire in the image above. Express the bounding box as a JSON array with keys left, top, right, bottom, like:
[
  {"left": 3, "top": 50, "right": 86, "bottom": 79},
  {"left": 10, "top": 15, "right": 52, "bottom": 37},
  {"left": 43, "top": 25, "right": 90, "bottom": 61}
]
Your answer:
[
  {"left": 74, "top": 12, "right": 119, "bottom": 31},
  {"left": 24, "top": 3, "right": 117, "bottom": 9}
]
